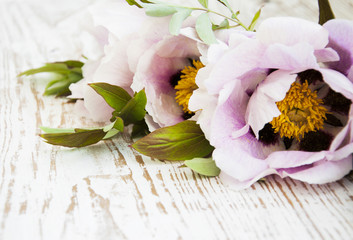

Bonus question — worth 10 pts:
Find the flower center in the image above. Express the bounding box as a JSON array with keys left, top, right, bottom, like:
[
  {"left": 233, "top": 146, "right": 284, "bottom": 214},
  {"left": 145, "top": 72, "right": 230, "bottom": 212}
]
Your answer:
[
  {"left": 175, "top": 60, "right": 204, "bottom": 114},
  {"left": 270, "top": 81, "right": 328, "bottom": 140}
]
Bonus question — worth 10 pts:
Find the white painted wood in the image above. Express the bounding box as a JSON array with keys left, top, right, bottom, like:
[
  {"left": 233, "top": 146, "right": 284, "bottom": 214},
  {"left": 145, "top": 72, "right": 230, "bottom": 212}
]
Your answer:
[{"left": 0, "top": 0, "right": 352, "bottom": 239}]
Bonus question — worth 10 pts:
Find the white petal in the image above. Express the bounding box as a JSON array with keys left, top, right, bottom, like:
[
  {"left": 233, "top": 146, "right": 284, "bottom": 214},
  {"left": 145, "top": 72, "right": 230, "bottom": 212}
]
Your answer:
[
  {"left": 246, "top": 70, "right": 296, "bottom": 138},
  {"left": 282, "top": 157, "right": 352, "bottom": 184},
  {"left": 257, "top": 17, "right": 329, "bottom": 49},
  {"left": 321, "top": 68, "right": 353, "bottom": 101},
  {"left": 259, "top": 42, "right": 319, "bottom": 71}
]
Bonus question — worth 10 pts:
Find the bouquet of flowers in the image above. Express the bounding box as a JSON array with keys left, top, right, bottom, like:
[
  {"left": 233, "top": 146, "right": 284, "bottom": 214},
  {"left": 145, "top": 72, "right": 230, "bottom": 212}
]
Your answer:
[{"left": 20, "top": 0, "right": 353, "bottom": 189}]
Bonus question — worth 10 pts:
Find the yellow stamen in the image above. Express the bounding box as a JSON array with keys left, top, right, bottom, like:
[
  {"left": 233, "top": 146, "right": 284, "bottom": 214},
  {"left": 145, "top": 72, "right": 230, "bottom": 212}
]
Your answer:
[
  {"left": 270, "top": 81, "right": 327, "bottom": 140},
  {"left": 175, "top": 60, "right": 204, "bottom": 114}
]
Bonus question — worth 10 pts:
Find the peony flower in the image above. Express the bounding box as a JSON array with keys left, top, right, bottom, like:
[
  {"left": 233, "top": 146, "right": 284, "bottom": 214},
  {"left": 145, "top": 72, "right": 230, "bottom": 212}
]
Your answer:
[
  {"left": 70, "top": 34, "right": 137, "bottom": 122},
  {"left": 70, "top": 0, "right": 205, "bottom": 127},
  {"left": 189, "top": 17, "right": 353, "bottom": 189},
  {"left": 131, "top": 32, "right": 203, "bottom": 131},
  {"left": 69, "top": 1, "right": 148, "bottom": 122},
  {"left": 324, "top": 19, "right": 353, "bottom": 81}
]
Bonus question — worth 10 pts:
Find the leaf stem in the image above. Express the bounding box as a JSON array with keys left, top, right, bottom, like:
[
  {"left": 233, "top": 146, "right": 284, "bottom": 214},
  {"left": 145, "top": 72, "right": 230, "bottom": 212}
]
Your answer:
[{"left": 189, "top": 7, "right": 249, "bottom": 30}]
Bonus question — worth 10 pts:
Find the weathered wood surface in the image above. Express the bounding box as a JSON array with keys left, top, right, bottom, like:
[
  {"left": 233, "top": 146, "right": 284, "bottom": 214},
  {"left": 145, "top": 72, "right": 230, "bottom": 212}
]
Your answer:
[{"left": 0, "top": 0, "right": 352, "bottom": 239}]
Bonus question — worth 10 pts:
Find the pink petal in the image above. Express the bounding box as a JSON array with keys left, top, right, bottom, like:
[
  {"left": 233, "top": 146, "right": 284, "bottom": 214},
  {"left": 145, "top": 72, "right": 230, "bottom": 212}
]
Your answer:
[
  {"left": 204, "top": 40, "right": 264, "bottom": 95},
  {"left": 213, "top": 137, "right": 269, "bottom": 182},
  {"left": 348, "top": 66, "right": 353, "bottom": 82},
  {"left": 257, "top": 17, "right": 329, "bottom": 49},
  {"left": 89, "top": 1, "right": 146, "bottom": 39},
  {"left": 324, "top": 19, "right": 353, "bottom": 75},
  {"left": 329, "top": 117, "right": 352, "bottom": 152},
  {"left": 189, "top": 68, "right": 218, "bottom": 140},
  {"left": 259, "top": 42, "right": 319, "bottom": 71},
  {"left": 84, "top": 86, "right": 114, "bottom": 122},
  {"left": 281, "top": 157, "right": 352, "bottom": 184},
  {"left": 156, "top": 35, "right": 200, "bottom": 58},
  {"left": 219, "top": 168, "right": 277, "bottom": 190},
  {"left": 73, "top": 100, "right": 90, "bottom": 118},
  {"left": 268, "top": 150, "right": 326, "bottom": 169},
  {"left": 314, "top": 48, "right": 340, "bottom": 63},
  {"left": 246, "top": 70, "right": 296, "bottom": 138},
  {"left": 210, "top": 81, "right": 249, "bottom": 146},
  {"left": 321, "top": 68, "right": 353, "bottom": 101},
  {"left": 145, "top": 91, "right": 184, "bottom": 128},
  {"left": 93, "top": 36, "right": 134, "bottom": 95}
]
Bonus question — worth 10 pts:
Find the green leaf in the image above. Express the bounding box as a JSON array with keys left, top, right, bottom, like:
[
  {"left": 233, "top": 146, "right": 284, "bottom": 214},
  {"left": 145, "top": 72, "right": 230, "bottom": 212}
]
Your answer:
[
  {"left": 89, "top": 83, "right": 132, "bottom": 112},
  {"left": 142, "top": 3, "right": 178, "bottom": 17},
  {"left": 67, "top": 72, "right": 83, "bottom": 82},
  {"left": 40, "top": 117, "right": 125, "bottom": 147},
  {"left": 103, "top": 129, "right": 120, "bottom": 139},
  {"left": 40, "top": 126, "right": 75, "bottom": 134},
  {"left": 217, "top": 0, "right": 231, "bottom": 8},
  {"left": 217, "top": 0, "right": 235, "bottom": 15},
  {"left": 212, "top": 19, "right": 229, "bottom": 30},
  {"left": 169, "top": 8, "right": 192, "bottom": 35},
  {"left": 198, "top": 0, "right": 208, "bottom": 8},
  {"left": 125, "top": 0, "right": 142, "bottom": 8},
  {"left": 40, "top": 129, "right": 106, "bottom": 148},
  {"left": 248, "top": 7, "right": 261, "bottom": 31},
  {"left": 103, "top": 117, "right": 125, "bottom": 132},
  {"left": 103, "top": 117, "right": 124, "bottom": 139},
  {"left": 44, "top": 79, "right": 72, "bottom": 96},
  {"left": 19, "top": 61, "right": 84, "bottom": 97},
  {"left": 112, "top": 117, "right": 124, "bottom": 132},
  {"left": 132, "top": 120, "right": 214, "bottom": 161},
  {"left": 18, "top": 63, "right": 71, "bottom": 76},
  {"left": 61, "top": 60, "right": 84, "bottom": 68},
  {"left": 196, "top": 13, "right": 217, "bottom": 45},
  {"left": 131, "top": 120, "right": 150, "bottom": 138},
  {"left": 43, "top": 72, "right": 82, "bottom": 96},
  {"left": 232, "top": 11, "right": 240, "bottom": 18},
  {"left": 184, "top": 157, "right": 220, "bottom": 176},
  {"left": 115, "top": 90, "right": 147, "bottom": 125},
  {"left": 318, "top": 0, "right": 335, "bottom": 25}
]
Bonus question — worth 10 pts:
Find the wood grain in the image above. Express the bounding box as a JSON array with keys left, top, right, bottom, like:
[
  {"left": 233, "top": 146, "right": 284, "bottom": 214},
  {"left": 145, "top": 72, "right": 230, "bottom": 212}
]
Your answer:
[{"left": 0, "top": 0, "right": 352, "bottom": 239}]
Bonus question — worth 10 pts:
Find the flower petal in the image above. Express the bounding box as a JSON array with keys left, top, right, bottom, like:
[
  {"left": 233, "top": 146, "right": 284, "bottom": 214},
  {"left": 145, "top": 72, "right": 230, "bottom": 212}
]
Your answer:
[
  {"left": 204, "top": 40, "right": 264, "bottom": 95},
  {"left": 246, "top": 70, "right": 296, "bottom": 138},
  {"left": 90, "top": 1, "right": 146, "bottom": 39},
  {"left": 84, "top": 86, "right": 114, "bottom": 122},
  {"left": 259, "top": 42, "right": 319, "bottom": 71},
  {"left": 93, "top": 36, "right": 135, "bottom": 95},
  {"left": 268, "top": 150, "right": 326, "bottom": 169},
  {"left": 314, "top": 48, "right": 340, "bottom": 63},
  {"left": 281, "top": 157, "right": 352, "bottom": 184},
  {"left": 213, "top": 136, "right": 269, "bottom": 182},
  {"left": 321, "top": 68, "right": 353, "bottom": 101},
  {"left": 257, "top": 17, "right": 329, "bottom": 49},
  {"left": 219, "top": 168, "right": 277, "bottom": 190},
  {"left": 210, "top": 81, "right": 249, "bottom": 146},
  {"left": 324, "top": 19, "right": 353, "bottom": 76},
  {"left": 189, "top": 67, "right": 218, "bottom": 140},
  {"left": 156, "top": 35, "right": 200, "bottom": 58},
  {"left": 329, "top": 115, "right": 352, "bottom": 152},
  {"left": 145, "top": 92, "right": 184, "bottom": 128}
]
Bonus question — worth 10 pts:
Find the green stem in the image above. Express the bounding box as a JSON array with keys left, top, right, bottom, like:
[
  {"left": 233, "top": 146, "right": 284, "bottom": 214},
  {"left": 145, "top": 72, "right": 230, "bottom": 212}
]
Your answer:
[
  {"left": 189, "top": 7, "right": 249, "bottom": 31},
  {"left": 318, "top": 0, "right": 335, "bottom": 25}
]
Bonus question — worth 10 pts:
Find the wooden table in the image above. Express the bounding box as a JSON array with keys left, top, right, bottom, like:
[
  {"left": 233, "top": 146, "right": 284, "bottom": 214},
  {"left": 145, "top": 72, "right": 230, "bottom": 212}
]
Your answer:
[{"left": 1, "top": 0, "right": 352, "bottom": 239}]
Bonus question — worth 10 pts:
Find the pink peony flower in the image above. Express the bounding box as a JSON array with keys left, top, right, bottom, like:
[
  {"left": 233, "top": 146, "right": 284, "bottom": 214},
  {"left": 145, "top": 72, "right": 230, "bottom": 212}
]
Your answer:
[
  {"left": 70, "top": 1, "right": 204, "bottom": 128},
  {"left": 189, "top": 17, "right": 353, "bottom": 189},
  {"left": 69, "top": 1, "right": 149, "bottom": 122},
  {"left": 70, "top": 35, "right": 136, "bottom": 122},
  {"left": 324, "top": 19, "right": 353, "bottom": 81},
  {"left": 131, "top": 32, "right": 203, "bottom": 131}
]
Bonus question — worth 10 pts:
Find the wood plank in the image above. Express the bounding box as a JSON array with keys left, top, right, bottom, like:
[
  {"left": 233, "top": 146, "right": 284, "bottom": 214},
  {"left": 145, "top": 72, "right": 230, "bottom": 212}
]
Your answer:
[{"left": 0, "top": 0, "right": 352, "bottom": 239}]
